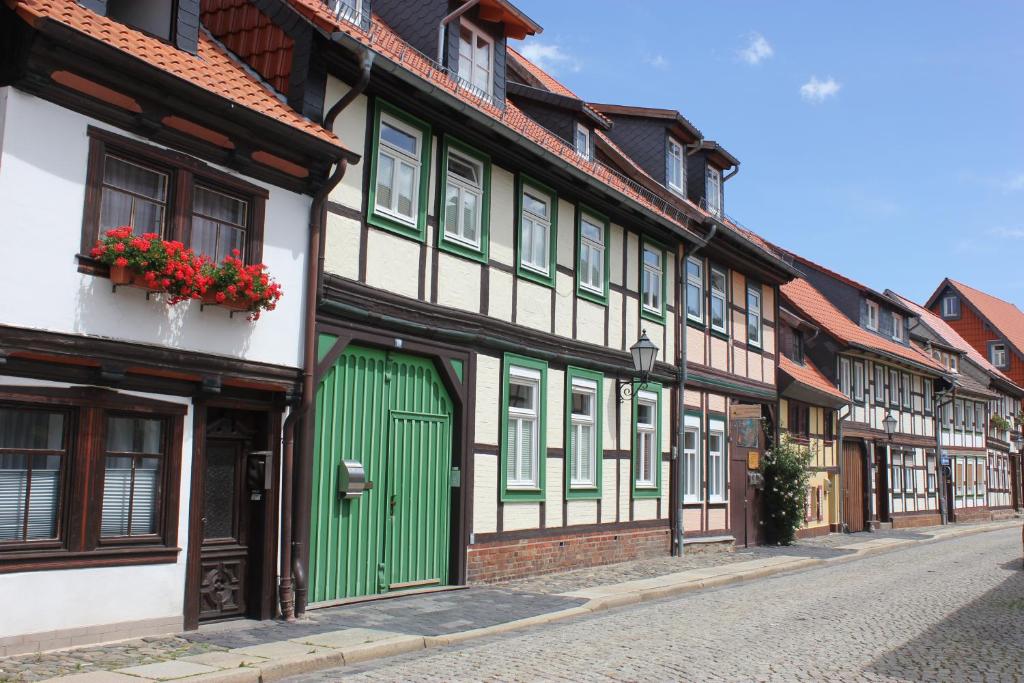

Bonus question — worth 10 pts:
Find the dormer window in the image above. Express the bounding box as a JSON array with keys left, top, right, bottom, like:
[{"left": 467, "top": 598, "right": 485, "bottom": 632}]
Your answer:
[
  {"left": 941, "top": 294, "right": 960, "bottom": 318},
  {"left": 866, "top": 300, "right": 879, "bottom": 331},
  {"left": 330, "top": 0, "right": 362, "bottom": 24},
  {"left": 666, "top": 138, "right": 686, "bottom": 196},
  {"left": 949, "top": 354, "right": 958, "bottom": 373},
  {"left": 575, "top": 123, "right": 591, "bottom": 160},
  {"left": 705, "top": 166, "right": 722, "bottom": 215},
  {"left": 991, "top": 343, "right": 1008, "bottom": 368},
  {"left": 107, "top": 0, "right": 174, "bottom": 41},
  {"left": 458, "top": 20, "right": 494, "bottom": 97},
  {"left": 892, "top": 312, "right": 904, "bottom": 341}
]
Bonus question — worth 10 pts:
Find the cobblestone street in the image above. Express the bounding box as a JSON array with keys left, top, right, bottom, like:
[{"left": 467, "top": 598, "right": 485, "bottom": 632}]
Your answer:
[{"left": 292, "top": 527, "right": 1024, "bottom": 682}]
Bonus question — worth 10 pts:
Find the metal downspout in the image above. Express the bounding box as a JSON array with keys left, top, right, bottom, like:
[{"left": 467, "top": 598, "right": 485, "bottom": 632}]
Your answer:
[
  {"left": 280, "top": 45, "right": 372, "bottom": 621},
  {"left": 436, "top": 0, "right": 481, "bottom": 64},
  {"left": 935, "top": 389, "right": 955, "bottom": 525},
  {"left": 673, "top": 223, "right": 717, "bottom": 556}
]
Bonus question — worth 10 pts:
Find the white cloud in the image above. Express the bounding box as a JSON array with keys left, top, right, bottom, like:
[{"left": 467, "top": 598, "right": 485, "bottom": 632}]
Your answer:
[
  {"left": 988, "top": 226, "right": 1024, "bottom": 239},
  {"left": 738, "top": 33, "right": 774, "bottom": 65},
  {"left": 517, "top": 42, "right": 581, "bottom": 73},
  {"left": 1003, "top": 174, "right": 1024, "bottom": 192},
  {"left": 645, "top": 54, "right": 670, "bottom": 70},
  {"left": 800, "top": 76, "right": 841, "bottom": 103}
]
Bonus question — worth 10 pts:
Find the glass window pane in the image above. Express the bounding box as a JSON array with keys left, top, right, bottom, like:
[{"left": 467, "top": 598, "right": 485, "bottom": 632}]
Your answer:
[
  {"left": 532, "top": 223, "right": 548, "bottom": 268},
  {"left": 509, "top": 381, "right": 534, "bottom": 410},
  {"left": 0, "top": 409, "right": 64, "bottom": 450},
  {"left": 523, "top": 191, "right": 547, "bottom": 218},
  {"left": 397, "top": 161, "right": 416, "bottom": 218},
  {"left": 582, "top": 221, "right": 602, "bottom": 242},
  {"left": 445, "top": 186, "right": 460, "bottom": 235},
  {"left": 101, "top": 455, "right": 134, "bottom": 537},
  {"left": 191, "top": 217, "right": 220, "bottom": 262},
  {"left": 380, "top": 122, "right": 417, "bottom": 156},
  {"left": 25, "top": 455, "right": 60, "bottom": 540},
  {"left": 645, "top": 248, "right": 661, "bottom": 268},
  {"left": 448, "top": 153, "right": 479, "bottom": 185},
  {"left": 107, "top": 417, "right": 162, "bottom": 454},
  {"left": 637, "top": 403, "right": 654, "bottom": 426},
  {"left": 462, "top": 191, "right": 478, "bottom": 242},
  {"left": 376, "top": 153, "right": 395, "bottom": 210},
  {"left": 194, "top": 186, "right": 247, "bottom": 226},
  {"left": 99, "top": 188, "right": 134, "bottom": 232},
  {"left": 572, "top": 391, "right": 592, "bottom": 417},
  {"left": 104, "top": 156, "right": 167, "bottom": 201}
]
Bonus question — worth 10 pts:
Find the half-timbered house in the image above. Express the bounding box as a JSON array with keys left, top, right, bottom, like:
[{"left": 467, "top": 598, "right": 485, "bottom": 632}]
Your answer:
[
  {"left": 889, "top": 291, "right": 1023, "bottom": 520},
  {"left": 780, "top": 263, "right": 948, "bottom": 532},
  {"left": 0, "top": 0, "right": 355, "bottom": 652}
]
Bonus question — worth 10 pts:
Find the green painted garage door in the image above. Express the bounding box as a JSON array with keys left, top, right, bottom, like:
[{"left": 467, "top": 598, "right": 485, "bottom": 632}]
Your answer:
[{"left": 309, "top": 344, "right": 453, "bottom": 603}]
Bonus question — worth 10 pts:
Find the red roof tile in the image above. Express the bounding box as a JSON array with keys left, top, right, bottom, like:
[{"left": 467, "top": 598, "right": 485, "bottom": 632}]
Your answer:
[
  {"left": 506, "top": 47, "right": 611, "bottom": 127},
  {"left": 779, "top": 354, "right": 848, "bottom": 403},
  {"left": 10, "top": 0, "right": 347, "bottom": 153},
  {"left": 944, "top": 279, "right": 1024, "bottom": 358},
  {"left": 781, "top": 278, "right": 945, "bottom": 372},
  {"left": 201, "top": 0, "right": 294, "bottom": 94},
  {"left": 889, "top": 291, "right": 1018, "bottom": 387}
]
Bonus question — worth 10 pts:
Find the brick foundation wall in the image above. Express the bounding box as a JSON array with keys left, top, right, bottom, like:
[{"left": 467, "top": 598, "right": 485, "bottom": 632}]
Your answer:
[
  {"left": 953, "top": 507, "right": 993, "bottom": 523},
  {"left": 891, "top": 513, "right": 942, "bottom": 529},
  {"left": 467, "top": 526, "right": 672, "bottom": 584},
  {"left": 796, "top": 524, "right": 832, "bottom": 539},
  {"left": 990, "top": 507, "right": 1017, "bottom": 521}
]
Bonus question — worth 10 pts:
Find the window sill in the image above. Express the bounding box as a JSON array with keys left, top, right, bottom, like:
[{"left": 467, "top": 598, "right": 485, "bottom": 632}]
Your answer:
[
  {"left": 576, "top": 286, "right": 608, "bottom": 307},
  {"left": 0, "top": 545, "right": 181, "bottom": 574},
  {"left": 367, "top": 209, "right": 425, "bottom": 243},
  {"left": 438, "top": 235, "right": 487, "bottom": 264},
  {"left": 685, "top": 318, "right": 706, "bottom": 331}
]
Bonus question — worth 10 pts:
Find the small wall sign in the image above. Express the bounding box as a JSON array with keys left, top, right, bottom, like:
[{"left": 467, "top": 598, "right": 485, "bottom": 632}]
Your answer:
[{"left": 747, "top": 450, "right": 760, "bottom": 470}]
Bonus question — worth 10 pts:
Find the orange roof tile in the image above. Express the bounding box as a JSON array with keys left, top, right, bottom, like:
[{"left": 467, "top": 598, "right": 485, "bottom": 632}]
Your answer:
[
  {"left": 779, "top": 354, "right": 848, "bottom": 403},
  {"left": 201, "top": 0, "right": 294, "bottom": 94},
  {"left": 943, "top": 279, "right": 1024, "bottom": 358},
  {"left": 506, "top": 46, "right": 611, "bottom": 127},
  {"left": 9, "top": 0, "right": 347, "bottom": 153},
  {"left": 781, "top": 278, "right": 945, "bottom": 373},
  {"left": 889, "top": 291, "right": 1018, "bottom": 387}
]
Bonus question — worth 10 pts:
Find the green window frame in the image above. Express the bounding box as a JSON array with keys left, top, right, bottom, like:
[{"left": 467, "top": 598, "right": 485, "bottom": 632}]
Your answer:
[
  {"left": 500, "top": 353, "right": 548, "bottom": 502},
  {"left": 515, "top": 173, "right": 558, "bottom": 288},
  {"left": 564, "top": 366, "right": 604, "bottom": 500},
  {"left": 367, "top": 99, "right": 432, "bottom": 242},
  {"left": 575, "top": 207, "right": 610, "bottom": 305},
  {"left": 438, "top": 136, "right": 490, "bottom": 263},
  {"left": 641, "top": 239, "right": 668, "bottom": 324},
  {"left": 631, "top": 381, "right": 663, "bottom": 499}
]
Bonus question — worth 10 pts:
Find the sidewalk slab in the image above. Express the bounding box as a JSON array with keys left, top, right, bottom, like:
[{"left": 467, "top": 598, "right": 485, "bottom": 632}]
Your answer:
[{"left": 114, "top": 661, "right": 218, "bottom": 680}]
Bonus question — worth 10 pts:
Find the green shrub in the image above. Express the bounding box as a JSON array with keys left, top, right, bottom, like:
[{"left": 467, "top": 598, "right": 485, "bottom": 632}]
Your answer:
[{"left": 762, "top": 434, "right": 813, "bottom": 545}]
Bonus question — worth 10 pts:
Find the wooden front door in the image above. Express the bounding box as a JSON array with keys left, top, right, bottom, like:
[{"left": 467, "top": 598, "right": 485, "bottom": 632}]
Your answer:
[
  {"left": 198, "top": 439, "right": 250, "bottom": 621},
  {"left": 729, "top": 404, "right": 764, "bottom": 547},
  {"left": 842, "top": 441, "right": 866, "bottom": 532},
  {"left": 875, "top": 444, "right": 889, "bottom": 523}
]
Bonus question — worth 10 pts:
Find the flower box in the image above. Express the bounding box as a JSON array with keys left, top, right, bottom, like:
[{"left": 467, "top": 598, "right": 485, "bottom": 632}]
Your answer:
[
  {"left": 201, "top": 292, "right": 251, "bottom": 312},
  {"left": 109, "top": 264, "right": 133, "bottom": 285}
]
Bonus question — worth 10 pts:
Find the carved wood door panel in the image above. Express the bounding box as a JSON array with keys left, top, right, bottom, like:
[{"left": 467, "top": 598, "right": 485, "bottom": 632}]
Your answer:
[{"left": 198, "top": 439, "right": 249, "bottom": 622}]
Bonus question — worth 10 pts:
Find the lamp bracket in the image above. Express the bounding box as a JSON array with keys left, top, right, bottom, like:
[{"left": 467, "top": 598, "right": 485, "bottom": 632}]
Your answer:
[{"left": 618, "top": 377, "right": 649, "bottom": 404}]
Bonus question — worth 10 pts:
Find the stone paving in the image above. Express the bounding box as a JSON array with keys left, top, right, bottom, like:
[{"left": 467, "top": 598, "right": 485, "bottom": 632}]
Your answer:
[{"left": 291, "top": 526, "right": 1024, "bottom": 682}]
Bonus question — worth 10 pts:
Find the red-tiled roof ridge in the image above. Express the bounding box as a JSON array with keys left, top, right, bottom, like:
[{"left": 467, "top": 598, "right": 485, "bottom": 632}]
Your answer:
[
  {"left": 505, "top": 46, "right": 611, "bottom": 128},
  {"left": 9, "top": 0, "right": 350, "bottom": 155},
  {"left": 781, "top": 278, "right": 946, "bottom": 373},
  {"left": 929, "top": 278, "right": 1024, "bottom": 359},
  {"left": 887, "top": 290, "right": 1020, "bottom": 388},
  {"left": 778, "top": 354, "right": 848, "bottom": 404}
]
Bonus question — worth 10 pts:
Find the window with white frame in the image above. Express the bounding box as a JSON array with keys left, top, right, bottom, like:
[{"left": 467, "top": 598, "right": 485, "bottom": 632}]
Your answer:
[
  {"left": 941, "top": 295, "right": 960, "bottom": 318},
  {"left": 578, "top": 213, "right": 605, "bottom": 294},
  {"left": 956, "top": 460, "right": 965, "bottom": 495},
  {"left": 955, "top": 400, "right": 964, "bottom": 431},
  {"left": 667, "top": 138, "right": 686, "bottom": 196},
  {"left": 506, "top": 367, "right": 540, "bottom": 488},
  {"left": 683, "top": 414, "right": 702, "bottom": 502},
  {"left": 635, "top": 393, "right": 658, "bottom": 488},
  {"left": 458, "top": 20, "right": 493, "bottom": 97},
  {"left": 853, "top": 362, "right": 865, "bottom": 403},
  {"left": 520, "top": 186, "right": 551, "bottom": 275},
  {"left": 949, "top": 354, "right": 958, "bottom": 373},
  {"left": 575, "top": 123, "right": 591, "bottom": 159},
  {"left": 902, "top": 373, "right": 912, "bottom": 410},
  {"left": 927, "top": 454, "right": 937, "bottom": 492},
  {"left": 747, "top": 286, "right": 762, "bottom": 348},
  {"left": 874, "top": 365, "right": 885, "bottom": 402},
  {"left": 924, "top": 379, "right": 933, "bottom": 413},
  {"left": 991, "top": 343, "right": 1008, "bottom": 368},
  {"left": 892, "top": 313, "right": 904, "bottom": 341},
  {"left": 444, "top": 149, "right": 484, "bottom": 248},
  {"left": 642, "top": 246, "right": 664, "bottom": 315},
  {"left": 892, "top": 458, "right": 903, "bottom": 493},
  {"left": 375, "top": 114, "right": 422, "bottom": 225},
  {"left": 705, "top": 166, "right": 722, "bottom": 215},
  {"left": 708, "top": 417, "right": 727, "bottom": 502},
  {"left": 889, "top": 369, "right": 900, "bottom": 406},
  {"left": 975, "top": 403, "right": 985, "bottom": 434},
  {"left": 710, "top": 267, "right": 728, "bottom": 334},
  {"left": 866, "top": 300, "right": 879, "bottom": 331},
  {"left": 569, "top": 379, "right": 597, "bottom": 488},
  {"left": 839, "top": 357, "right": 852, "bottom": 397},
  {"left": 686, "top": 257, "right": 704, "bottom": 322},
  {"left": 903, "top": 454, "right": 915, "bottom": 492}
]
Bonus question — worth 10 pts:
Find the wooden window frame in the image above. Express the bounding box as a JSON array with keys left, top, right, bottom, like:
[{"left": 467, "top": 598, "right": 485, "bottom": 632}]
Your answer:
[
  {"left": 500, "top": 354, "right": 548, "bottom": 502},
  {"left": 685, "top": 256, "right": 705, "bottom": 325},
  {"left": 682, "top": 412, "right": 703, "bottom": 503},
  {"left": 438, "top": 136, "right": 491, "bottom": 264},
  {"left": 941, "top": 295, "right": 960, "bottom": 319},
  {"left": 515, "top": 174, "right": 558, "bottom": 288},
  {"left": 564, "top": 367, "right": 603, "bottom": 500},
  {"left": 874, "top": 364, "right": 885, "bottom": 403},
  {"left": 0, "top": 386, "right": 185, "bottom": 574},
  {"left": 865, "top": 300, "right": 879, "bottom": 331},
  {"left": 367, "top": 100, "right": 432, "bottom": 242},
  {"left": 641, "top": 240, "right": 668, "bottom": 324},
  {"left": 575, "top": 207, "right": 610, "bottom": 306},
  {"left": 889, "top": 369, "right": 900, "bottom": 409},
  {"left": 706, "top": 414, "right": 728, "bottom": 503},
  {"left": 709, "top": 265, "right": 729, "bottom": 337},
  {"left": 746, "top": 284, "right": 762, "bottom": 349},
  {"left": 666, "top": 137, "right": 686, "bottom": 196},
  {"left": 574, "top": 122, "right": 591, "bottom": 160},
  {"left": 632, "top": 384, "right": 663, "bottom": 499},
  {"left": 787, "top": 401, "right": 810, "bottom": 442},
  {"left": 81, "top": 127, "right": 266, "bottom": 275}
]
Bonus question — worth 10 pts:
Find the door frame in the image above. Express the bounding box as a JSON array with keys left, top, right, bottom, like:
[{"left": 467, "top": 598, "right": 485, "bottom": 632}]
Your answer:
[
  {"left": 183, "top": 397, "right": 283, "bottom": 631},
  {"left": 303, "top": 320, "right": 475, "bottom": 593}
]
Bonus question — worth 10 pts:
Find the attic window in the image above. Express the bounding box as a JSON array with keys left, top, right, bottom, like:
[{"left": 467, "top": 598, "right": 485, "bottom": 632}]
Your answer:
[
  {"left": 941, "top": 294, "right": 960, "bottom": 318},
  {"left": 575, "top": 123, "right": 591, "bottom": 160},
  {"left": 866, "top": 300, "right": 879, "bottom": 331},
  {"left": 666, "top": 138, "right": 686, "bottom": 196},
  {"left": 705, "top": 166, "right": 721, "bottom": 216},
  {"left": 107, "top": 0, "right": 174, "bottom": 41},
  {"left": 458, "top": 20, "right": 494, "bottom": 98}
]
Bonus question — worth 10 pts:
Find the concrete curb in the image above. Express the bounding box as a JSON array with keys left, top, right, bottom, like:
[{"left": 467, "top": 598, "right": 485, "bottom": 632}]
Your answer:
[{"left": 83, "top": 520, "right": 1019, "bottom": 683}]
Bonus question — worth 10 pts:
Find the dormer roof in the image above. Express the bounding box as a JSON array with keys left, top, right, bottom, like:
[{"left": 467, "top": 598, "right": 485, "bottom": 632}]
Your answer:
[
  {"left": 507, "top": 47, "right": 611, "bottom": 127},
  {"left": 926, "top": 278, "right": 1024, "bottom": 360},
  {"left": 695, "top": 140, "right": 739, "bottom": 171},
  {"left": 587, "top": 102, "right": 702, "bottom": 143},
  {"left": 782, "top": 250, "right": 919, "bottom": 317},
  {"left": 466, "top": 0, "right": 542, "bottom": 40}
]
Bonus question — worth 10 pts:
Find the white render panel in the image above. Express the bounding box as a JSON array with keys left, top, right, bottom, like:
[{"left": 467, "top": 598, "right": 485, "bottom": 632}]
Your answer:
[
  {"left": 488, "top": 268, "right": 513, "bottom": 322},
  {"left": 608, "top": 292, "right": 624, "bottom": 352},
  {"left": 472, "top": 452, "right": 498, "bottom": 534},
  {"left": 364, "top": 228, "right": 420, "bottom": 298},
  {"left": 602, "top": 377, "right": 617, "bottom": 447},
  {"left": 618, "top": 460, "right": 630, "bottom": 520},
  {"left": 436, "top": 252, "right": 481, "bottom": 313},
  {"left": 474, "top": 353, "right": 501, "bottom": 444},
  {"left": 516, "top": 279, "right": 551, "bottom": 332},
  {"left": 489, "top": 166, "right": 515, "bottom": 267},
  {"left": 325, "top": 78, "right": 366, "bottom": 212},
  {"left": 545, "top": 457, "right": 564, "bottom": 528},
  {"left": 0, "top": 91, "right": 307, "bottom": 367},
  {"left": 502, "top": 502, "right": 541, "bottom": 531},
  {"left": 323, "top": 212, "right": 361, "bottom": 281},
  {"left": 0, "top": 377, "right": 191, "bottom": 639},
  {"left": 762, "top": 356, "right": 774, "bottom": 385},
  {"left": 609, "top": 224, "right": 625, "bottom": 286},
  {"left": 624, "top": 232, "right": 639, "bottom": 290},
  {"left": 556, "top": 199, "right": 575, "bottom": 269},
  {"left": 554, "top": 271, "right": 573, "bottom": 338},
  {"left": 601, "top": 459, "right": 617, "bottom": 522},
  {"left": 547, "top": 368, "right": 564, "bottom": 446},
  {"left": 625, "top": 297, "right": 640, "bottom": 357},
  {"left": 710, "top": 337, "right": 728, "bottom": 371},
  {"left": 566, "top": 500, "right": 598, "bottom": 526},
  {"left": 687, "top": 326, "right": 705, "bottom": 366},
  {"left": 634, "top": 498, "right": 657, "bottom": 520},
  {"left": 661, "top": 461, "right": 670, "bottom": 509},
  {"left": 576, "top": 298, "right": 604, "bottom": 346}
]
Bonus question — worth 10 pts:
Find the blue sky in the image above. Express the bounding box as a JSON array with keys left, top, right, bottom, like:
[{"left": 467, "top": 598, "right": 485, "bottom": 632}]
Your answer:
[{"left": 510, "top": 1, "right": 1024, "bottom": 304}]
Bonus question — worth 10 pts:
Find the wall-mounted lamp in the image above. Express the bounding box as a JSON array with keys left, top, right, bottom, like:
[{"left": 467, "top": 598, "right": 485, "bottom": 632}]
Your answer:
[{"left": 619, "top": 330, "right": 659, "bottom": 403}]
